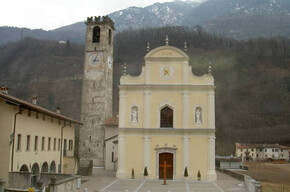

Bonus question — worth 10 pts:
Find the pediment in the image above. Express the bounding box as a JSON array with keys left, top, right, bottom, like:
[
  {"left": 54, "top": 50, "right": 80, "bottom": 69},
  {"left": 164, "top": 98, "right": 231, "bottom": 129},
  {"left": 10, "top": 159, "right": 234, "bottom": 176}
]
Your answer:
[{"left": 145, "top": 46, "right": 189, "bottom": 61}]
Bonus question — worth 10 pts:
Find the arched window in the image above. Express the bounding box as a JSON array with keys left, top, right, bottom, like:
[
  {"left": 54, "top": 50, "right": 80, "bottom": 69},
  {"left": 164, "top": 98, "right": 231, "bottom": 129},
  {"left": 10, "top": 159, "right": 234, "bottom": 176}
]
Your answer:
[
  {"left": 108, "top": 29, "right": 112, "bottom": 45},
  {"left": 92, "top": 26, "right": 101, "bottom": 43},
  {"left": 160, "top": 106, "right": 173, "bottom": 128},
  {"left": 41, "top": 162, "right": 48, "bottom": 173},
  {"left": 20, "top": 164, "right": 29, "bottom": 172},
  {"left": 50, "top": 161, "right": 56, "bottom": 173},
  {"left": 31, "top": 163, "right": 40, "bottom": 174}
]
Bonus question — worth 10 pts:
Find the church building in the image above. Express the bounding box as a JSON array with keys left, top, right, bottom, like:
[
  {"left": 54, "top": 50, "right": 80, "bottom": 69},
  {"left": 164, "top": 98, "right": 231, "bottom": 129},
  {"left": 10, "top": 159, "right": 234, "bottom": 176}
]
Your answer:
[{"left": 116, "top": 37, "right": 217, "bottom": 181}]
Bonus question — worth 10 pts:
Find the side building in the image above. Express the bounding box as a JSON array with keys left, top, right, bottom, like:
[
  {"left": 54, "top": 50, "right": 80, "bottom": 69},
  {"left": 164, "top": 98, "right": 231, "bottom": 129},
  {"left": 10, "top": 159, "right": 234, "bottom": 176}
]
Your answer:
[
  {"left": 0, "top": 90, "right": 82, "bottom": 186},
  {"left": 235, "top": 143, "right": 290, "bottom": 161}
]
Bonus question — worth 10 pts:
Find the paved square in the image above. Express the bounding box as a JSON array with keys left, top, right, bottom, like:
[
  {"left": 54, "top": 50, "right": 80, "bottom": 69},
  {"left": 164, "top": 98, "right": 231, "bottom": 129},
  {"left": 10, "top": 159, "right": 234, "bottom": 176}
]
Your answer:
[{"left": 100, "top": 180, "right": 224, "bottom": 192}]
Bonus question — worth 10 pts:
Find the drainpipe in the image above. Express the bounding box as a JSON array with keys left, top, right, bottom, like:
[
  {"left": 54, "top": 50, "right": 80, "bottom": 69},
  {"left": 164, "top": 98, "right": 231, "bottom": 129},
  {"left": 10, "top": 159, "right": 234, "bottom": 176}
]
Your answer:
[
  {"left": 11, "top": 107, "right": 24, "bottom": 171},
  {"left": 59, "top": 123, "right": 69, "bottom": 173}
]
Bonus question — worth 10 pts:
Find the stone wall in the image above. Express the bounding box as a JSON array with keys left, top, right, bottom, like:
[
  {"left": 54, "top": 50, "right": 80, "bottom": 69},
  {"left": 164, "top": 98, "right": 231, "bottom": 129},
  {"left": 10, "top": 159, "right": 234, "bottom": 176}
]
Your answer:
[
  {"left": 8, "top": 172, "right": 32, "bottom": 189},
  {"left": 8, "top": 172, "right": 74, "bottom": 189},
  {"left": 48, "top": 176, "right": 81, "bottom": 192}
]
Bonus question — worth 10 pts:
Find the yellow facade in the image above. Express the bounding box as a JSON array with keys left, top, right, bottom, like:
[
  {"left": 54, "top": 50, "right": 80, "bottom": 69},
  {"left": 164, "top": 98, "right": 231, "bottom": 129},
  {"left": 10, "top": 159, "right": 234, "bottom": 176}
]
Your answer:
[
  {"left": 117, "top": 44, "right": 217, "bottom": 181},
  {"left": 0, "top": 93, "right": 80, "bottom": 185}
]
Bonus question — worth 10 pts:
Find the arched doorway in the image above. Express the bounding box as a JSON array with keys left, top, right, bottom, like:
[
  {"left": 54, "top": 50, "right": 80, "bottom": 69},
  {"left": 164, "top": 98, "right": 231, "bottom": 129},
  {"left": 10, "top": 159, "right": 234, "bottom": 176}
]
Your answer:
[
  {"left": 50, "top": 161, "right": 56, "bottom": 173},
  {"left": 19, "top": 164, "right": 29, "bottom": 172},
  {"left": 41, "top": 162, "right": 49, "bottom": 173},
  {"left": 159, "top": 153, "right": 173, "bottom": 180}
]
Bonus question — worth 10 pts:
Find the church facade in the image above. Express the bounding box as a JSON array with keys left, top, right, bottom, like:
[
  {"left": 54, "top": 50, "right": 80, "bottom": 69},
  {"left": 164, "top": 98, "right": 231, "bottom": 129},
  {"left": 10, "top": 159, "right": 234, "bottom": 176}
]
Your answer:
[{"left": 116, "top": 40, "right": 217, "bottom": 181}]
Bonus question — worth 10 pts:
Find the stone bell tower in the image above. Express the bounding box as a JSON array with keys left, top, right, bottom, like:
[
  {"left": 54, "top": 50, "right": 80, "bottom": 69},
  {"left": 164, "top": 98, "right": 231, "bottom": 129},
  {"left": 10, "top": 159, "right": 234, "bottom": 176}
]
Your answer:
[{"left": 79, "top": 16, "right": 114, "bottom": 167}]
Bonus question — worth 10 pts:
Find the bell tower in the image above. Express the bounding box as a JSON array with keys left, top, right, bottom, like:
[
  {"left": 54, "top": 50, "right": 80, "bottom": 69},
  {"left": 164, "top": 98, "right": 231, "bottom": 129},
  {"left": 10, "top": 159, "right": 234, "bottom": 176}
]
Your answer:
[{"left": 79, "top": 16, "right": 114, "bottom": 167}]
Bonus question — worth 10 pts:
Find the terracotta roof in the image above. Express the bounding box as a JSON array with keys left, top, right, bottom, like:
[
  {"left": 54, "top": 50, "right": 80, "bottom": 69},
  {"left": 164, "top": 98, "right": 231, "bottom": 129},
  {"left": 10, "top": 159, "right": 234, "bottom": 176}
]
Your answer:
[
  {"left": 280, "top": 146, "right": 290, "bottom": 149},
  {"left": 235, "top": 143, "right": 287, "bottom": 149},
  {"left": 0, "top": 92, "right": 82, "bottom": 125},
  {"left": 104, "top": 117, "right": 119, "bottom": 126}
]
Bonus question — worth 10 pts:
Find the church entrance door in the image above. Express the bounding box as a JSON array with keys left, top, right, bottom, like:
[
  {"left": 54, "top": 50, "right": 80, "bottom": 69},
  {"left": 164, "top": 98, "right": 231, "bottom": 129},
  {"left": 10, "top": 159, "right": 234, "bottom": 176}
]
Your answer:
[{"left": 159, "top": 153, "right": 173, "bottom": 179}]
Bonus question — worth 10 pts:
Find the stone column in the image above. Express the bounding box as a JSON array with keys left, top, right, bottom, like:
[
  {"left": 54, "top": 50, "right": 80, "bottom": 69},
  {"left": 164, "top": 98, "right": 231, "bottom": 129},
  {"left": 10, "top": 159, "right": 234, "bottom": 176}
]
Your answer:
[
  {"left": 207, "top": 92, "right": 215, "bottom": 129},
  {"left": 143, "top": 136, "right": 151, "bottom": 175},
  {"left": 182, "top": 136, "right": 189, "bottom": 174},
  {"left": 207, "top": 136, "right": 217, "bottom": 181},
  {"left": 119, "top": 91, "right": 127, "bottom": 127},
  {"left": 143, "top": 91, "right": 151, "bottom": 128},
  {"left": 182, "top": 92, "right": 189, "bottom": 129},
  {"left": 116, "top": 135, "right": 126, "bottom": 178}
]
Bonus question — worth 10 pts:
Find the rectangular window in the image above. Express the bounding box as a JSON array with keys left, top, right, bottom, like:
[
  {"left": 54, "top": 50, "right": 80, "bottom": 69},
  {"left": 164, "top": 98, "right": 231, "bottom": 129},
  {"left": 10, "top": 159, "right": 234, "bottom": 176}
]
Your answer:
[
  {"left": 53, "top": 138, "right": 56, "bottom": 151},
  {"left": 260, "top": 149, "right": 262, "bottom": 152},
  {"left": 111, "top": 152, "right": 114, "bottom": 162},
  {"left": 17, "top": 134, "right": 21, "bottom": 150},
  {"left": 58, "top": 139, "right": 61, "bottom": 151},
  {"left": 64, "top": 139, "right": 67, "bottom": 156},
  {"left": 34, "top": 136, "right": 38, "bottom": 151},
  {"left": 251, "top": 149, "right": 254, "bottom": 152},
  {"left": 265, "top": 149, "right": 267, "bottom": 152},
  {"left": 48, "top": 137, "right": 51, "bottom": 151},
  {"left": 69, "top": 140, "right": 73, "bottom": 151},
  {"left": 257, "top": 154, "right": 258, "bottom": 157},
  {"left": 42, "top": 137, "right": 45, "bottom": 151},
  {"left": 26, "top": 135, "right": 30, "bottom": 150}
]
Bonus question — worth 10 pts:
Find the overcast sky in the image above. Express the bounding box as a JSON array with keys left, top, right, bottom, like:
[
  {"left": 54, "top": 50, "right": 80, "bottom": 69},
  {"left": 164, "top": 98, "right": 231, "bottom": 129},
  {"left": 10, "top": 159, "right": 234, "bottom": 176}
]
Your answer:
[{"left": 0, "top": 0, "right": 204, "bottom": 31}]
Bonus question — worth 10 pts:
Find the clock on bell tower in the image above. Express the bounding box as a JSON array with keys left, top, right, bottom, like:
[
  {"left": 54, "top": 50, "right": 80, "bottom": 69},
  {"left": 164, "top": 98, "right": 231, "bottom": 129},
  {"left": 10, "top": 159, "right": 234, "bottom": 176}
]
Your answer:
[{"left": 79, "top": 16, "right": 115, "bottom": 167}]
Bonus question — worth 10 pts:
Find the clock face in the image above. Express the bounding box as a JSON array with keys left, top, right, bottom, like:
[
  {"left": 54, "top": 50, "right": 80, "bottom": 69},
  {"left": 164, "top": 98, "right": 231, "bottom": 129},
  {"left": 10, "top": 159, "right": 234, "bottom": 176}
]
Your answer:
[
  {"left": 88, "top": 53, "right": 102, "bottom": 66},
  {"left": 160, "top": 65, "right": 174, "bottom": 78}
]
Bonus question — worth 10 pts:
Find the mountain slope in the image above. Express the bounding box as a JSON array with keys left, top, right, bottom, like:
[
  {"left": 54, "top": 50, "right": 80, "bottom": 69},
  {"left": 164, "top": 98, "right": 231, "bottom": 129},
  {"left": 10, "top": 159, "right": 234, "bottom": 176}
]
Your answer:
[
  {"left": 1, "top": 0, "right": 290, "bottom": 45},
  {"left": 185, "top": 0, "right": 290, "bottom": 39}
]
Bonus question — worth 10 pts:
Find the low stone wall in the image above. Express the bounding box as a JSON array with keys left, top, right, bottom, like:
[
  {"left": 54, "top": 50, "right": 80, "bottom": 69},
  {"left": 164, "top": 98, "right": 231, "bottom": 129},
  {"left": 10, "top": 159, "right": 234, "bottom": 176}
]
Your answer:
[
  {"left": 5, "top": 173, "right": 81, "bottom": 192},
  {"left": 8, "top": 172, "right": 75, "bottom": 189},
  {"left": 40, "top": 173, "right": 73, "bottom": 187},
  {"left": 216, "top": 168, "right": 244, "bottom": 181},
  {"left": 48, "top": 176, "right": 81, "bottom": 192},
  {"left": 8, "top": 172, "right": 32, "bottom": 189},
  {"left": 216, "top": 168, "right": 261, "bottom": 192}
]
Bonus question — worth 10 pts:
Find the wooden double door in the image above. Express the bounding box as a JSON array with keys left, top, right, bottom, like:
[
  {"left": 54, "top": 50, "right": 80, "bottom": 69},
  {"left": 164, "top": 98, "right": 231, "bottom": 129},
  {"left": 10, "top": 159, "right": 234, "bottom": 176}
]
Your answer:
[{"left": 159, "top": 153, "right": 173, "bottom": 179}]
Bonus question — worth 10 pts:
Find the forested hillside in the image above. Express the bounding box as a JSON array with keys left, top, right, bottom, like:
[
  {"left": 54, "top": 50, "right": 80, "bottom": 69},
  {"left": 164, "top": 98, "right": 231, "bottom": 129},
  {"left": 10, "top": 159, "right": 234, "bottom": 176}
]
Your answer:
[
  {"left": 1, "top": 27, "right": 290, "bottom": 154},
  {"left": 0, "top": 38, "right": 84, "bottom": 119}
]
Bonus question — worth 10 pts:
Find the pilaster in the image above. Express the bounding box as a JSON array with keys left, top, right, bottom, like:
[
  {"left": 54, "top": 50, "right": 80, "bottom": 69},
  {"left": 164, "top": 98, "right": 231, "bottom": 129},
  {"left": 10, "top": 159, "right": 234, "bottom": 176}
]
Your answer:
[
  {"left": 119, "top": 91, "right": 127, "bottom": 127},
  {"left": 207, "top": 92, "right": 215, "bottom": 129},
  {"left": 143, "top": 136, "right": 151, "bottom": 175},
  {"left": 116, "top": 135, "right": 126, "bottom": 178},
  {"left": 207, "top": 136, "right": 217, "bottom": 181},
  {"left": 143, "top": 91, "right": 151, "bottom": 128},
  {"left": 182, "top": 136, "right": 189, "bottom": 173},
  {"left": 182, "top": 92, "right": 189, "bottom": 129}
]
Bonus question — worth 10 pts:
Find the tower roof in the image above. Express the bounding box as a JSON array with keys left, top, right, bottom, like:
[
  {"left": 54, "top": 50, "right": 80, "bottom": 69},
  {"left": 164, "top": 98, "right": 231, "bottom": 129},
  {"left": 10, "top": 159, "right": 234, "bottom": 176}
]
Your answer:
[{"left": 85, "top": 16, "right": 115, "bottom": 30}]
